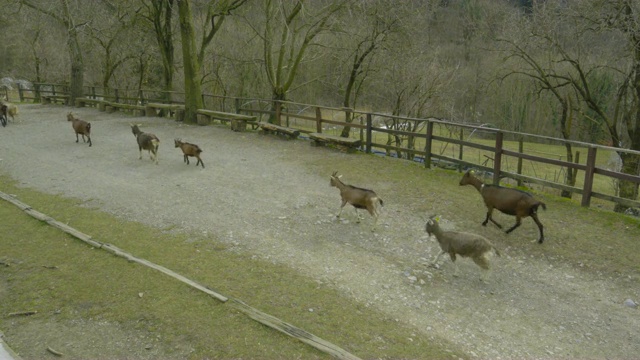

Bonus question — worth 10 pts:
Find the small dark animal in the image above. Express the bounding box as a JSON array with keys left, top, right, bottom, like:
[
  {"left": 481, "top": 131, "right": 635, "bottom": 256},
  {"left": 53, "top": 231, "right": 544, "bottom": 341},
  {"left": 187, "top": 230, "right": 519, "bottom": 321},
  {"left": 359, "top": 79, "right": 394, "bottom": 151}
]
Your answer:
[
  {"left": 67, "top": 112, "right": 92, "bottom": 146},
  {"left": 174, "top": 139, "right": 204, "bottom": 168},
  {"left": 131, "top": 124, "right": 160, "bottom": 164},
  {"left": 330, "top": 171, "right": 383, "bottom": 231},
  {"left": 459, "top": 169, "right": 546, "bottom": 243},
  {"left": 426, "top": 215, "right": 501, "bottom": 281},
  {"left": 0, "top": 105, "right": 7, "bottom": 127}
]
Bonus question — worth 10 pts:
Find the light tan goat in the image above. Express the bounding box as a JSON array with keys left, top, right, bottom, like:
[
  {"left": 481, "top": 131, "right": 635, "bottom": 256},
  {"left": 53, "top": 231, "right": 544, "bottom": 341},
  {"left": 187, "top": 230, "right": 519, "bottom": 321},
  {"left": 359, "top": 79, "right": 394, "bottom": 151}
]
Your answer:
[{"left": 426, "top": 215, "right": 501, "bottom": 281}]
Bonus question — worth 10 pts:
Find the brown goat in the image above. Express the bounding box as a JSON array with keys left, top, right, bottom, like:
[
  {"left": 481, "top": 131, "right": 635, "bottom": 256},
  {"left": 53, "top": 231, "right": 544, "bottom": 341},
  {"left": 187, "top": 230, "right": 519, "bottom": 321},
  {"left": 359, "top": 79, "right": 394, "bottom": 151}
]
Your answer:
[
  {"left": 174, "top": 139, "right": 204, "bottom": 168},
  {"left": 131, "top": 124, "right": 159, "bottom": 164},
  {"left": 330, "top": 171, "right": 383, "bottom": 231},
  {"left": 460, "top": 170, "right": 546, "bottom": 243},
  {"left": 426, "top": 215, "right": 501, "bottom": 281},
  {"left": 67, "top": 112, "right": 92, "bottom": 147}
]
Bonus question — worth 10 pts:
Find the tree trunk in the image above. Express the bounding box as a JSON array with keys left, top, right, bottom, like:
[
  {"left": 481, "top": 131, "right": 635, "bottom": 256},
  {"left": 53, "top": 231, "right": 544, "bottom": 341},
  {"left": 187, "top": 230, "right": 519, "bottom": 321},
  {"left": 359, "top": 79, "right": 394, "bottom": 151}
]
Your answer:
[
  {"left": 615, "top": 152, "right": 640, "bottom": 213},
  {"left": 178, "top": 0, "right": 203, "bottom": 124},
  {"left": 63, "top": 0, "right": 83, "bottom": 106}
]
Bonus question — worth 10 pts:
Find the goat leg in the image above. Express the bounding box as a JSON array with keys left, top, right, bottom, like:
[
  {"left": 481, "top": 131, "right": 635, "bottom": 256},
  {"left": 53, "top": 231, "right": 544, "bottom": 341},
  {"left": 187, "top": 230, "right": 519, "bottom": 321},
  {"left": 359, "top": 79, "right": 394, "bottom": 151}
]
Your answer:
[
  {"left": 75, "top": 133, "right": 80, "bottom": 143},
  {"left": 336, "top": 201, "right": 347, "bottom": 218},
  {"left": 429, "top": 250, "right": 445, "bottom": 268},
  {"left": 483, "top": 212, "right": 503, "bottom": 229},
  {"left": 505, "top": 217, "right": 522, "bottom": 234},
  {"left": 531, "top": 214, "right": 545, "bottom": 244}
]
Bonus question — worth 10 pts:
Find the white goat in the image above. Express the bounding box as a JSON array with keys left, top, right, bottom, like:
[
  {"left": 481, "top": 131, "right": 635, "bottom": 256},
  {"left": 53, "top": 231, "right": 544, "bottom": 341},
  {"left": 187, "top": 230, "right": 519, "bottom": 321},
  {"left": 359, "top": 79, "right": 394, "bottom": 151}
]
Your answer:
[
  {"left": 330, "top": 171, "right": 383, "bottom": 231},
  {"left": 425, "top": 215, "right": 501, "bottom": 281}
]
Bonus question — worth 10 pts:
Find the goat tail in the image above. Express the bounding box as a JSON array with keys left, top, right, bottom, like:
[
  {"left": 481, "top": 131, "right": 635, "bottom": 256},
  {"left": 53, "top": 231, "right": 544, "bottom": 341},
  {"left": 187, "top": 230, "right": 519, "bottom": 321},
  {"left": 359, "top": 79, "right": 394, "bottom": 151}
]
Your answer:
[
  {"left": 86, "top": 123, "right": 91, "bottom": 133},
  {"left": 493, "top": 246, "right": 502, "bottom": 257},
  {"left": 539, "top": 201, "right": 547, "bottom": 211}
]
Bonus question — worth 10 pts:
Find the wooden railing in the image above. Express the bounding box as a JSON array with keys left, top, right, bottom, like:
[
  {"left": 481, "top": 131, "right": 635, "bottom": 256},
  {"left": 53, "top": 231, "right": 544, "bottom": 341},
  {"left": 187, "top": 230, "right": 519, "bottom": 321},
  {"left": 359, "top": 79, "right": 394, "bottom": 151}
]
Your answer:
[{"left": 15, "top": 83, "right": 640, "bottom": 211}]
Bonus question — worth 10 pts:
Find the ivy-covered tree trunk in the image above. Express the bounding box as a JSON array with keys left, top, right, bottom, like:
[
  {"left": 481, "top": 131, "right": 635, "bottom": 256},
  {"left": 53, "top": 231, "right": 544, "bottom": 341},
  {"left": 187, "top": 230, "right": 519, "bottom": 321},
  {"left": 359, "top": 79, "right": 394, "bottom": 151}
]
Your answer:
[
  {"left": 615, "top": 152, "right": 640, "bottom": 212},
  {"left": 177, "top": 0, "right": 203, "bottom": 124}
]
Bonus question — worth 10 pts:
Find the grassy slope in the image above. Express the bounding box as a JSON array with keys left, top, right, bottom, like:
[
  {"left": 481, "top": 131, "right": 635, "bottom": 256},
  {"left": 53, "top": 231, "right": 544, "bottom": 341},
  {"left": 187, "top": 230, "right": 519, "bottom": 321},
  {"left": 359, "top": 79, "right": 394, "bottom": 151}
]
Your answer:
[{"left": 0, "top": 175, "right": 463, "bottom": 360}]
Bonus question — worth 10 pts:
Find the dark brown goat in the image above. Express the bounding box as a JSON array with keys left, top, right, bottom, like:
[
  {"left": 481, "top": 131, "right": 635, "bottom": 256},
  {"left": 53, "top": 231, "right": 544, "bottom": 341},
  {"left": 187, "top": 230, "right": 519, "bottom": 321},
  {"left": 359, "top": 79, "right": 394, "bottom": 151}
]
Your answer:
[
  {"left": 330, "top": 171, "right": 383, "bottom": 231},
  {"left": 460, "top": 170, "right": 546, "bottom": 243},
  {"left": 131, "top": 124, "right": 159, "bottom": 164},
  {"left": 67, "top": 112, "right": 92, "bottom": 147},
  {"left": 174, "top": 139, "right": 204, "bottom": 168}
]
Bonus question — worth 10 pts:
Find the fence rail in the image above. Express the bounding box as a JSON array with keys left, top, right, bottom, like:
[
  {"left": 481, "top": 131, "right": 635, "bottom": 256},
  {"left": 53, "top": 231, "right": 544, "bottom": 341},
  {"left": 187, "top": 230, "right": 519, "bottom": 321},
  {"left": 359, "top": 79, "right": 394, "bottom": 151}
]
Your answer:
[{"left": 14, "top": 83, "right": 640, "bottom": 211}]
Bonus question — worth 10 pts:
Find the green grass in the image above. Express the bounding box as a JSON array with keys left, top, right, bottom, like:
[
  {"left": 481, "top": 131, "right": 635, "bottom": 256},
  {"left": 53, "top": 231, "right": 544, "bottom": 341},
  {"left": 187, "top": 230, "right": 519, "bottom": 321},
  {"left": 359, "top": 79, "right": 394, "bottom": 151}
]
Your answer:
[{"left": 0, "top": 175, "right": 464, "bottom": 360}]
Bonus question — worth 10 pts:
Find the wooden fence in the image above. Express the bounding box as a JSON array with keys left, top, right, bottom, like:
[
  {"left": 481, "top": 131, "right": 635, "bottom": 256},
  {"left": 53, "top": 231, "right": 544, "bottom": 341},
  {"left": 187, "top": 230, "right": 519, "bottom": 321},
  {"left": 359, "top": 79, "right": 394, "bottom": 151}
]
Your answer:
[{"left": 15, "top": 83, "right": 640, "bottom": 211}]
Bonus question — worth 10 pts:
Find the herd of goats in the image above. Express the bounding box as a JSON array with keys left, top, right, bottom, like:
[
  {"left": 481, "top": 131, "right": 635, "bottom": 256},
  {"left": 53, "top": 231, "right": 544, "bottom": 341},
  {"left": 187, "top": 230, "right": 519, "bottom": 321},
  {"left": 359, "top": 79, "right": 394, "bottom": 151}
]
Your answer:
[
  {"left": 1, "top": 100, "right": 548, "bottom": 282},
  {"left": 330, "top": 168, "right": 546, "bottom": 281}
]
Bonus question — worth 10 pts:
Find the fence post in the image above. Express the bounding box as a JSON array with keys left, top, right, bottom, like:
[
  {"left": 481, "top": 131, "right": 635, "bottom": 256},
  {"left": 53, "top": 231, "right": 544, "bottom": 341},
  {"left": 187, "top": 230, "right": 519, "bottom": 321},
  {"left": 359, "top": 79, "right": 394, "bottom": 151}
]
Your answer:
[
  {"left": 35, "top": 83, "right": 41, "bottom": 102},
  {"left": 517, "top": 138, "right": 524, "bottom": 187},
  {"left": 315, "top": 107, "right": 322, "bottom": 133},
  {"left": 492, "top": 131, "right": 504, "bottom": 185},
  {"left": 235, "top": 98, "right": 241, "bottom": 114},
  {"left": 581, "top": 147, "right": 597, "bottom": 207},
  {"left": 366, "top": 113, "right": 372, "bottom": 154},
  {"left": 458, "top": 128, "right": 464, "bottom": 172},
  {"left": 17, "top": 83, "right": 24, "bottom": 102},
  {"left": 424, "top": 120, "right": 433, "bottom": 168}
]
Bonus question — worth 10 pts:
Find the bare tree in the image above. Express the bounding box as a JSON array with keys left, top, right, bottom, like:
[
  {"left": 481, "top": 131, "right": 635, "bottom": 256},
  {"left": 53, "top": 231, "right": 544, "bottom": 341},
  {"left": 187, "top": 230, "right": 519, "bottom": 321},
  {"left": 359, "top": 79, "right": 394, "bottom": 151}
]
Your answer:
[
  {"left": 139, "top": 0, "right": 176, "bottom": 103},
  {"left": 19, "top": 0, "right": 88, "bottom": 105},
  {"left": 251, "top": 0, "right": 348, "bottom": 124},
  {"left": 338, "top": 1, "right": 397, "bottom": 138},
  {"left": 89, "top": 2, "right": 140, "bottom": 92}
]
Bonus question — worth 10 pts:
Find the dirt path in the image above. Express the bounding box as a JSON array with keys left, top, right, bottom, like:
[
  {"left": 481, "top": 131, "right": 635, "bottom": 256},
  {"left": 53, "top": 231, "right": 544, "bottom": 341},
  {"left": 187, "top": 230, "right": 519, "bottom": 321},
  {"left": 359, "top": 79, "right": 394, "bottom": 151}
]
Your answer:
[{"left": 1, "top": 104, "right": 639, "bottom": 359}]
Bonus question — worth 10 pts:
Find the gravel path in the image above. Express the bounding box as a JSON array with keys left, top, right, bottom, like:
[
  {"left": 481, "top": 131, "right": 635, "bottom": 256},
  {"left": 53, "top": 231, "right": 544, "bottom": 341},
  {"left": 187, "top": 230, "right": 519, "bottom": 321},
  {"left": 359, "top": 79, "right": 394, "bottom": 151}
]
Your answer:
[{"left": 1, "top": 104, "right": 639, "bottom": 359}]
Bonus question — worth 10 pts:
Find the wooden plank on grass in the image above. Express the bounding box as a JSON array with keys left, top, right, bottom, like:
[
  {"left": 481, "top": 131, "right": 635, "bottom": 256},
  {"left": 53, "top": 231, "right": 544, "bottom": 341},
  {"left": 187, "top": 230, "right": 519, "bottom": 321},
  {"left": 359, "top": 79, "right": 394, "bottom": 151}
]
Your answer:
[
  {"left": 101, "top": 243, "right": 229, "bottom": 303},
  {"left": 230, "top": 299, "right": 362, "bottom": 360}
]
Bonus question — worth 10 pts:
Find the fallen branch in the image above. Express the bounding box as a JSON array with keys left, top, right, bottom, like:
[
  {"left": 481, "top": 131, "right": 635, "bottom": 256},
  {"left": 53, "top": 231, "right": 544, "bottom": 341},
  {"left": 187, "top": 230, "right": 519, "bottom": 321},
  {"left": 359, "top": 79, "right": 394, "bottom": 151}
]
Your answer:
[
  {"left": 47, "top": 346, "right": 64, "bottom": 357},
  {"left": 8, "top": 311, "right": 38, "bottom": 317}
]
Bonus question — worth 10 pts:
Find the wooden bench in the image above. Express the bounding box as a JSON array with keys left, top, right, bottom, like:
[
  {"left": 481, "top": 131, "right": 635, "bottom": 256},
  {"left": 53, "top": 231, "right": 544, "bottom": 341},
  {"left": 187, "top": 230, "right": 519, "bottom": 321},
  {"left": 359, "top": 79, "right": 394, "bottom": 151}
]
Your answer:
[
  {"left": 196, "top": 109, "right": 257, "bottom": 131},
  {"left": 104, "top": 101, "right": 146, "bottom": 116},
  {"left": 308, "top": 133, "right": 362, "bottom": 153},
  {"left": 145, "top": 102, "right": 185, "bottom": 120},
  {"left": 76, "top": 97, "right": 107, "bottom": 111},
  {"left": 41, "top": 95, "right": 70, "bottom": 105},
  {"left": 257, "top": 121, "right": 300, "bottom": 139}
]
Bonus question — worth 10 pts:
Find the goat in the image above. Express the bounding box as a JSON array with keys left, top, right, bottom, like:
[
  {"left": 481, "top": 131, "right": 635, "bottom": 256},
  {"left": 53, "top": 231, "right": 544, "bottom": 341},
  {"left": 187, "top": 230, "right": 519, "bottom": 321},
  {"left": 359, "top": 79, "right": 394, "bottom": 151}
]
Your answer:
[
  {"left": 131, "top": 124, "right": 159, "bottom": 164},
  {"left": 174, "top": 139, "right": 204, "bottom": 168},
  {"left": 459, "top": 169, "right": 546, "bottom": 243},
  {"left": 0, "top": 99, "right": 18, "bottom": 122},
  {"left": 0, "top": 105, "right": 7, "bottom": 127},
  {"left": 67, "top": 112, "right": 92, "bottom": 147},
  {"left": 329, "top": 171, "right": 383, "bottom": 231},
  {"left": 426, "top": 215, "right": 501, "bottom": 281}
]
